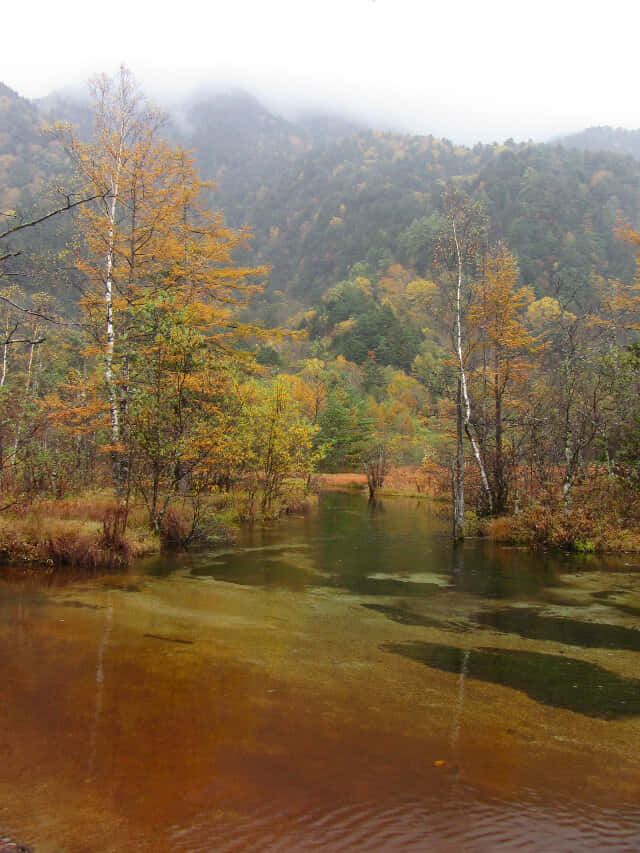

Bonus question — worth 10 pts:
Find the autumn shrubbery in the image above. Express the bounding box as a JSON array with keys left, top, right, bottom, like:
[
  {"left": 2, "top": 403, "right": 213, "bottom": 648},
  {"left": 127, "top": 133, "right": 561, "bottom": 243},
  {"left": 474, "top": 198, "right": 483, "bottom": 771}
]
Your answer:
[
  {"left": 227, "top": 476, "right": 315, "bottom": 523},
  {"left": 0, "top": 476, "right": 317, "bottom": 573},
  {"left": 0, "top": 486, "right": 256, "bottom": 572},
  {"left": 481, "top": 469, "right": 640, "bottom": 553},
  {"left": 485, "top": 504, "right": 607, "bottom": 552}
]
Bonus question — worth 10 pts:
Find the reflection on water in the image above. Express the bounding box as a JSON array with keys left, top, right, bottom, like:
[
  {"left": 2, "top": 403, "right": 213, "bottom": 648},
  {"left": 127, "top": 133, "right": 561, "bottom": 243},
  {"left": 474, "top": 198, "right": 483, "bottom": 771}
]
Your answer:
[
  {"left": 87, "top": 592, "right": 113, "bottom": 777},
  {"left": 1, "top": 491, "right": 640, "bottom": 852}
]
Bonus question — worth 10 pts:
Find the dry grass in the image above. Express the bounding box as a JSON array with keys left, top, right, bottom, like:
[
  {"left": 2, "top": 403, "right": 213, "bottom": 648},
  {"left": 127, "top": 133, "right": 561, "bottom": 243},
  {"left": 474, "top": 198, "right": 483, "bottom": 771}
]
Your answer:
[
  {"left": 31, "top": 493, "right": 118, "bottom": 522},
  {"left": 0, "top": 493, "right": 160, "bottom": 571},
  {"left": 315, "top": 472, "right": 368, "bottom": 489},
  {"left": 380, "top": 465, "right": 448, "bottom": 498},
  {"left": 315, "top": 466, "right": 448, "bottom": 498},
  {"left": 482, "top": 515, "right": 520, "bottom": 543}
]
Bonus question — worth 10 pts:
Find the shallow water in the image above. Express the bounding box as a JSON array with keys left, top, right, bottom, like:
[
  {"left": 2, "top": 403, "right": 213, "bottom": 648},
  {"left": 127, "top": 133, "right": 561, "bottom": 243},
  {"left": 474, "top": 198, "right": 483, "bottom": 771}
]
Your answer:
[{"left": 1, "top": 491, "right": 640, "bottom": 851}]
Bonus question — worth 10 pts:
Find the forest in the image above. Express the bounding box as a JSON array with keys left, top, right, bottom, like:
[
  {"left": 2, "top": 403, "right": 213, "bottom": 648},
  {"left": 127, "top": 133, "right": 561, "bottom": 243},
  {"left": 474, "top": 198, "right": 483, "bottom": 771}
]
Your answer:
[{"left": 1, "top": 68, "right": 640, "bottom": 567}]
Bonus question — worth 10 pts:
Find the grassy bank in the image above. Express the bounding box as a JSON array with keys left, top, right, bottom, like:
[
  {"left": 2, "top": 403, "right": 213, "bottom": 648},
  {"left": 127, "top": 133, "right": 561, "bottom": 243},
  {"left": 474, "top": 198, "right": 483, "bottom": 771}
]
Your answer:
[
  {"left": 0, "top": 494, "right": 159, "bottom": 573},
  {"left": 0, "top": 480, "right": 316, "bottom": 574}
]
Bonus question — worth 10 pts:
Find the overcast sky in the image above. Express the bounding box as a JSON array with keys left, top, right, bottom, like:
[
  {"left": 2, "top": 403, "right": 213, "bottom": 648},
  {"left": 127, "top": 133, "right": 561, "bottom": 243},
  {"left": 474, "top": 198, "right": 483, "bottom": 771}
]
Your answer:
[{"left": 4, "top": 0, "right": 638, "bottom": 144}]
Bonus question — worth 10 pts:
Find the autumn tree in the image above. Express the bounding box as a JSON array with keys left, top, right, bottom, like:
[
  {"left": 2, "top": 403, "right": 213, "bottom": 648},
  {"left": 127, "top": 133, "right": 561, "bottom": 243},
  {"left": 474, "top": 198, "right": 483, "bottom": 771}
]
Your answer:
[
  {"left": 0, "top": 185, "right": 103, "bottom": 501},
  {"left": 53, "top": 67, "right": 267, "bottom": 534},
  {"left": 195, "top": 376, "right": 318, "bottom": 520},
  {"left": 58, "top": 67, "right": 265, "bottom": 497},
  {"left": 594, "top": 223, "right": 640, "bottom": 498},
  {"left": 0, "top": 286, "right": 48, "bottom": 496},
  {"left": 253, "top": 378, "right": 319, "bottom": 514},
  {"left": 605, "top": 343, "right": 640, "bottom": 497},
  {"left": 468, "top": 243, "right": 535, "bottom": 513},
  {"left": 522, "top": 297, "right": 606, "bottom": 509}
]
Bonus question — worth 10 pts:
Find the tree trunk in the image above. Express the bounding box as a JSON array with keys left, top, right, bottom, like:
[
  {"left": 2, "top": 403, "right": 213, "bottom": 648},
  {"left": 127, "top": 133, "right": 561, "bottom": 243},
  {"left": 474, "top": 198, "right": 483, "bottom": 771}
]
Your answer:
[
  {"left": 104, "top": 130, "right": 125, "bottom": 494},
  {"left": 494, "top": 375, "right": 506, "bottom": 514},
  {"left": 364, "top": 445, "right": 387, "bottom": 501},
  {"left": 453, "top": 378, "right": 465, "bottom": 540},
  {"left": 11, "top": 326, "right": 39, "bottom": 461},
  {"left": 452, "top": 219, "right": 493, "bottom": 516}
]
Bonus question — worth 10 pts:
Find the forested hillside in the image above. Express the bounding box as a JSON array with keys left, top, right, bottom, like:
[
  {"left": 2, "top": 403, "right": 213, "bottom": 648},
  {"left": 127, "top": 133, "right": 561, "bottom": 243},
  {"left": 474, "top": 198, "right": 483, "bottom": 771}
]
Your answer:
[
  {"left": 4, "top": 83, "right": 640, "bottom": 311},
  {"left": 2, "top": 73, "right": 640, "bottom": 557}
]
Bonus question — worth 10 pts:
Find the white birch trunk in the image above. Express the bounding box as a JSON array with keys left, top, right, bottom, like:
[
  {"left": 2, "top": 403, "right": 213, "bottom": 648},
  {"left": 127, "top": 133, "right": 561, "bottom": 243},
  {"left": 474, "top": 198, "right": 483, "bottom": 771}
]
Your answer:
[
  {"left": 452, "top": 219, "right": 493, "bottom": 515},
  {"left": 0, "top": 326, "right": 7, "bottom": 389},
  {"left": 104, "top": 140, "right": 123, "bottom": 450},
  {"left": 12, "top": 324, "right": 39, "bottom": 460}
]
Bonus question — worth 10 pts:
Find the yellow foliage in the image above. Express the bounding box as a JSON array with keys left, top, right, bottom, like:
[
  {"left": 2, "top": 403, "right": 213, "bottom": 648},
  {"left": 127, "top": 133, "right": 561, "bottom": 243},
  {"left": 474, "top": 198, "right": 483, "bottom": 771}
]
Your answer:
[
  {"left": 468, "top": 243, "right": 537, "bottom": 399},
  {"left": 354, "top": 276, "right": 373, "bottom": 296},
  {"left": 334, "top": 317, "right": 356, "bottom": 335},
  {"left": 407, "top": 278, "right": 438, "bottom": 304},
  {"left": 526, "top": 296, "right": 574, "bottom": 330},
  {"left": 386, "top": 373, "right": 427, "bottom": 414}
]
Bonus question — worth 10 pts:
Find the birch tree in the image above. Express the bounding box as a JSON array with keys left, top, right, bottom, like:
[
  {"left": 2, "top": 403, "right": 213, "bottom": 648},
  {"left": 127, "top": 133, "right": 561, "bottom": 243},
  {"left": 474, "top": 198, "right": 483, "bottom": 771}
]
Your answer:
[
  {"left": 55, "top": 66, "right": 164, "bottom": 491},
  {"left": 58, "top": 66, "right": 266, "bottom": 504},
  {"left": 436, "top": 188, "right": 491, "bottom": 537}
]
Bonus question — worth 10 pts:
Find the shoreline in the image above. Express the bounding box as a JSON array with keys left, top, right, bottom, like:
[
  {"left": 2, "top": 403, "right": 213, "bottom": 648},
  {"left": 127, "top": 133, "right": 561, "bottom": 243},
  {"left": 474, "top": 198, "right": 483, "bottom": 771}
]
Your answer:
[{"left": 2, "top": 466, "right": 640, "bottom": 578}]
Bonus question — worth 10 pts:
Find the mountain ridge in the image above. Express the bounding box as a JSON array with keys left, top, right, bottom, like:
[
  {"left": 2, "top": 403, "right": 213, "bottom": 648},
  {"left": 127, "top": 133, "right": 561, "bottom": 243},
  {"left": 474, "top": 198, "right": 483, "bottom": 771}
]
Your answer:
[{"left": 2, "top": 80, "right": 640, "bottom": 317}]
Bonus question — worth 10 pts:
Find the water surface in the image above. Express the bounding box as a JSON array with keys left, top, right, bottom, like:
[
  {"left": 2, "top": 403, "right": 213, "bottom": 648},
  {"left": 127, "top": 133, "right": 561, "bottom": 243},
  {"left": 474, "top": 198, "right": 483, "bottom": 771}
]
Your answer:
[{"left": 1, "top": 491, "right": 640, "bottom": 851}]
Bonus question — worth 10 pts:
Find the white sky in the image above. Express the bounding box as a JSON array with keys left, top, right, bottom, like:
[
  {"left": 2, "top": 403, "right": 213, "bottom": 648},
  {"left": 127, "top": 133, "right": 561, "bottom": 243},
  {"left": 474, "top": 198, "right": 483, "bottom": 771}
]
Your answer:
[{"left": 4, "top": 0, "right": 638, "bottom": 143}]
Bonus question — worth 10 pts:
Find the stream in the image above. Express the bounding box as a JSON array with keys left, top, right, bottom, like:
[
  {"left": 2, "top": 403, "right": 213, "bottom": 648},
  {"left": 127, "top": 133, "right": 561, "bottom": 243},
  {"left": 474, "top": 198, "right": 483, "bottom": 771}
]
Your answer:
[{"left": 1, "top": 490, "right": 640, "bottom": 851}]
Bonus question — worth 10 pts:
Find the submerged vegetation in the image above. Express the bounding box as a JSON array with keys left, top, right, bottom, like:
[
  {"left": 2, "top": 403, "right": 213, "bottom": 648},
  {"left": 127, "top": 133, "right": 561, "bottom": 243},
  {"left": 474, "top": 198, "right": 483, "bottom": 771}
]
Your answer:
[
  {"left": 1, "top": 67, "right": 640, "bottom": 566},
  {"left": 382, "top": 641, "right": 640, "bottom": 719}
]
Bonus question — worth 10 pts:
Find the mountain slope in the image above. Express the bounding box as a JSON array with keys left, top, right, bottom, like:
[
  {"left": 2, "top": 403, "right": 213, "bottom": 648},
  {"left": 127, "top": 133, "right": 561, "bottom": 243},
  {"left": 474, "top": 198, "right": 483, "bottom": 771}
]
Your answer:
[
  {"left": 2, "top": 82, "right": 639, "bottom": 315},
  {"left": 555, "top": 126, "right": 640, "bottom": 160}
]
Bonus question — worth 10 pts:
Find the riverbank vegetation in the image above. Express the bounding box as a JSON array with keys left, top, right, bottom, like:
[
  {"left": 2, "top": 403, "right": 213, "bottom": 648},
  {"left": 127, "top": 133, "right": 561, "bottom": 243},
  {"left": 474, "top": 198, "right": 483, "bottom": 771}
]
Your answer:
[{"left": 2, "top": 68, "right": 640, "bottom": 564}]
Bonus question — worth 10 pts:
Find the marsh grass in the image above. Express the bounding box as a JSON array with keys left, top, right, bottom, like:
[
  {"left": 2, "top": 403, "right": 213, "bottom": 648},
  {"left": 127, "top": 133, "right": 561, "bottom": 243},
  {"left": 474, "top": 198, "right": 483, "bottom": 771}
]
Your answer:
[
  {"left": 0, "top": 481, "right": 312, "bottom": 572},
  {"left": 0, "top": 492, "right": 160, "bottom": 571}
]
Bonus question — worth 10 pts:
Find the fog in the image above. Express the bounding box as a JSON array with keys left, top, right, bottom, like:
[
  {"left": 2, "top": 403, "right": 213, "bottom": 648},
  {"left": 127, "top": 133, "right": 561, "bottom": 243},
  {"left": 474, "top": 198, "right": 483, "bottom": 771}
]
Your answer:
[{"left": 5, "top": 0, "right": 638, "bottom": 144}]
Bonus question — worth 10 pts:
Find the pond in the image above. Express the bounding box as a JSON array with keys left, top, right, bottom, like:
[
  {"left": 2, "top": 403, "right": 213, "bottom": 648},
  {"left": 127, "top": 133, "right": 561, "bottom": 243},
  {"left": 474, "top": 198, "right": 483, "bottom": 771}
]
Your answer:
[{"left": 1, "top": 490, "right": 640, "bottom": 851}]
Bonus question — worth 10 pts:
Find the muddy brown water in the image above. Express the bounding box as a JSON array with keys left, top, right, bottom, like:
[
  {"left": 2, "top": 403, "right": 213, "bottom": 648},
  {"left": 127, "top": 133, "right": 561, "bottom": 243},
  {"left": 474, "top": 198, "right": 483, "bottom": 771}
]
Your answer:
[{"left": 1, "top": 491, "right": 640, "bottom": 851}]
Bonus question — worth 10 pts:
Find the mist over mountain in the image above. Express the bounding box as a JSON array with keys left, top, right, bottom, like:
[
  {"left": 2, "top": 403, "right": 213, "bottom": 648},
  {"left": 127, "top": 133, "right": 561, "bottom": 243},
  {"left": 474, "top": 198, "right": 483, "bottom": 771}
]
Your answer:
[
  {"left": 554, "top": 126, "right": 640, "bottom": 161},
  {"left": 3, "top": 78, "right": 640, "bottom": 319}
]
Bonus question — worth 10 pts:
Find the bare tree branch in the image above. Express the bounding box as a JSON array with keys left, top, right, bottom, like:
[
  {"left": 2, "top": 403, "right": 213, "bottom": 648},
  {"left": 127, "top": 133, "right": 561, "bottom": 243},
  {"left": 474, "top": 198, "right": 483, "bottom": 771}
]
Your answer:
[
  {"left": 0, "top": 192, "right": 106, "bottom": 242},
  {"left": 0, "top": 292, "right": 82, "bottom": 327},
  {"left": 2, "top": 337, "right": 46, "bottom": 346}
]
